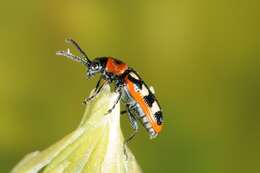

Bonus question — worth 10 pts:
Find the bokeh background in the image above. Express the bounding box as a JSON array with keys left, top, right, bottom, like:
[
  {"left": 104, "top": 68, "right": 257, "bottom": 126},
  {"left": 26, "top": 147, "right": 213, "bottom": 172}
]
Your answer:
[{"left": 0, "top": 0, "right": 259, "bottom": 172}]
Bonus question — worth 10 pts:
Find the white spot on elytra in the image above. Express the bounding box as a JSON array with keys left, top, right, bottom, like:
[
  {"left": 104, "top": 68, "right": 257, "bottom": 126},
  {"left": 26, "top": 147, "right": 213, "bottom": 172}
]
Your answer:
[
  {"left": 130, "top": 72, "right": 139, "bottom": 80},
  {"left": 140, "top": 85, "right": 149, "bottom": 96},
  {"left": 149, "top": 86, "right": 155, "bottom": 94},
  {"left": 151, "top": 102, "right": 160, "bottom": 114}
]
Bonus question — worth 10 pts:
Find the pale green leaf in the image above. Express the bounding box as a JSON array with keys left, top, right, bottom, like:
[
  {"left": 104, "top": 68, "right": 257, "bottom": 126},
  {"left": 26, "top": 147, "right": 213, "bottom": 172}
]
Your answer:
[{"left": 11, "top": 85, "right": 142, "bottom": 173}]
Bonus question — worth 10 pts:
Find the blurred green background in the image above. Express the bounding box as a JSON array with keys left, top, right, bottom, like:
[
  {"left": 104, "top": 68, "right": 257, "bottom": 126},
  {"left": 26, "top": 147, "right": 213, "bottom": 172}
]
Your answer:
[{"left": 0, "top": 0, "right": 259, "bottom": 172}]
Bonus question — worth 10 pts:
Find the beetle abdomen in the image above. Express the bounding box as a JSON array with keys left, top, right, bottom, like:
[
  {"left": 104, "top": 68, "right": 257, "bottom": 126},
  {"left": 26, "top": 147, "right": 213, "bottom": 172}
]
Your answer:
[{"left": 123, "top": 71, "right": 163, "bottom": 138}]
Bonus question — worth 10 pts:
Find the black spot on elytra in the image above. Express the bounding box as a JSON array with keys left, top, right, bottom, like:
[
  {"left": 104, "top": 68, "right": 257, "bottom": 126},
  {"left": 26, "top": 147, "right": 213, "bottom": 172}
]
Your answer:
[
  {"left": 128, "top": 74, "right": 142, "bottom": 89},
  {"left": 144, "top": 92, "right": 155, "bottom": 107},
  {"left": 154, "top": 111, "right": 163, "bottom": 125}
]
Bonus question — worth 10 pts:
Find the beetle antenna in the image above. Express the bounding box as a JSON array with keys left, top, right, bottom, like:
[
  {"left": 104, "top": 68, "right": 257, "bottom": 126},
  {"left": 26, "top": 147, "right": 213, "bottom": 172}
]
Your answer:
[
  {"left": 56, "top": 48, "right": 89, "bottom": 66},
  {"left": 65, "top": 38, "right": 91, "bottom": 64}
]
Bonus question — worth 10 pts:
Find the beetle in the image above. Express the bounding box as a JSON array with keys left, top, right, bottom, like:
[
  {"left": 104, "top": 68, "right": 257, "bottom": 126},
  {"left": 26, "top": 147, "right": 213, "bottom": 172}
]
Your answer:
[{"left": 56, "top": 39, "right": 163, "bottom": 146}]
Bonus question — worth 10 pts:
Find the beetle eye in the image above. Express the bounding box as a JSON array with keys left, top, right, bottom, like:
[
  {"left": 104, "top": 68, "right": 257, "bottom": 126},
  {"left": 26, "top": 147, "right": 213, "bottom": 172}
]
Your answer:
[{"left": 91, "top": 63, "right": 99, "bottom": 70}]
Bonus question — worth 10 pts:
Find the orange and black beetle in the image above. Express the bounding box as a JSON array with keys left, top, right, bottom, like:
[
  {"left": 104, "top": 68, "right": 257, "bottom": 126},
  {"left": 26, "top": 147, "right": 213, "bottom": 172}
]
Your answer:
[{"left": 57, "top": 39, "right": 163, "bottom": 143}]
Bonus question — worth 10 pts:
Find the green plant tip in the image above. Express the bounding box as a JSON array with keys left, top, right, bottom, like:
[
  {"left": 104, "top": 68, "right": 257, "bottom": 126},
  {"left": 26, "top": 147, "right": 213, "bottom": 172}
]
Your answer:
[{"left": 11, "top": 85, "right": 142, "bottom": 173}]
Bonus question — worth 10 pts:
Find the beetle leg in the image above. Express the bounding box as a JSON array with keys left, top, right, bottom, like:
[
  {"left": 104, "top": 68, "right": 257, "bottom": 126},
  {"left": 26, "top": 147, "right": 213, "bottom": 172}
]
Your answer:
[
  {"left": 83, "top": 78, "right": 107, "bottom": 104},
  {"left": 120, "top": 110, "right": 127, "bottom": 114},
  {"left": 94, "top": 76, "right": 102, "bottom": 92},
  {"left": 123, "top": 109, "right": 138, "bottom": 160},
  {"left": 105, "top": 87, "right": 122, "bottom": 115}
]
